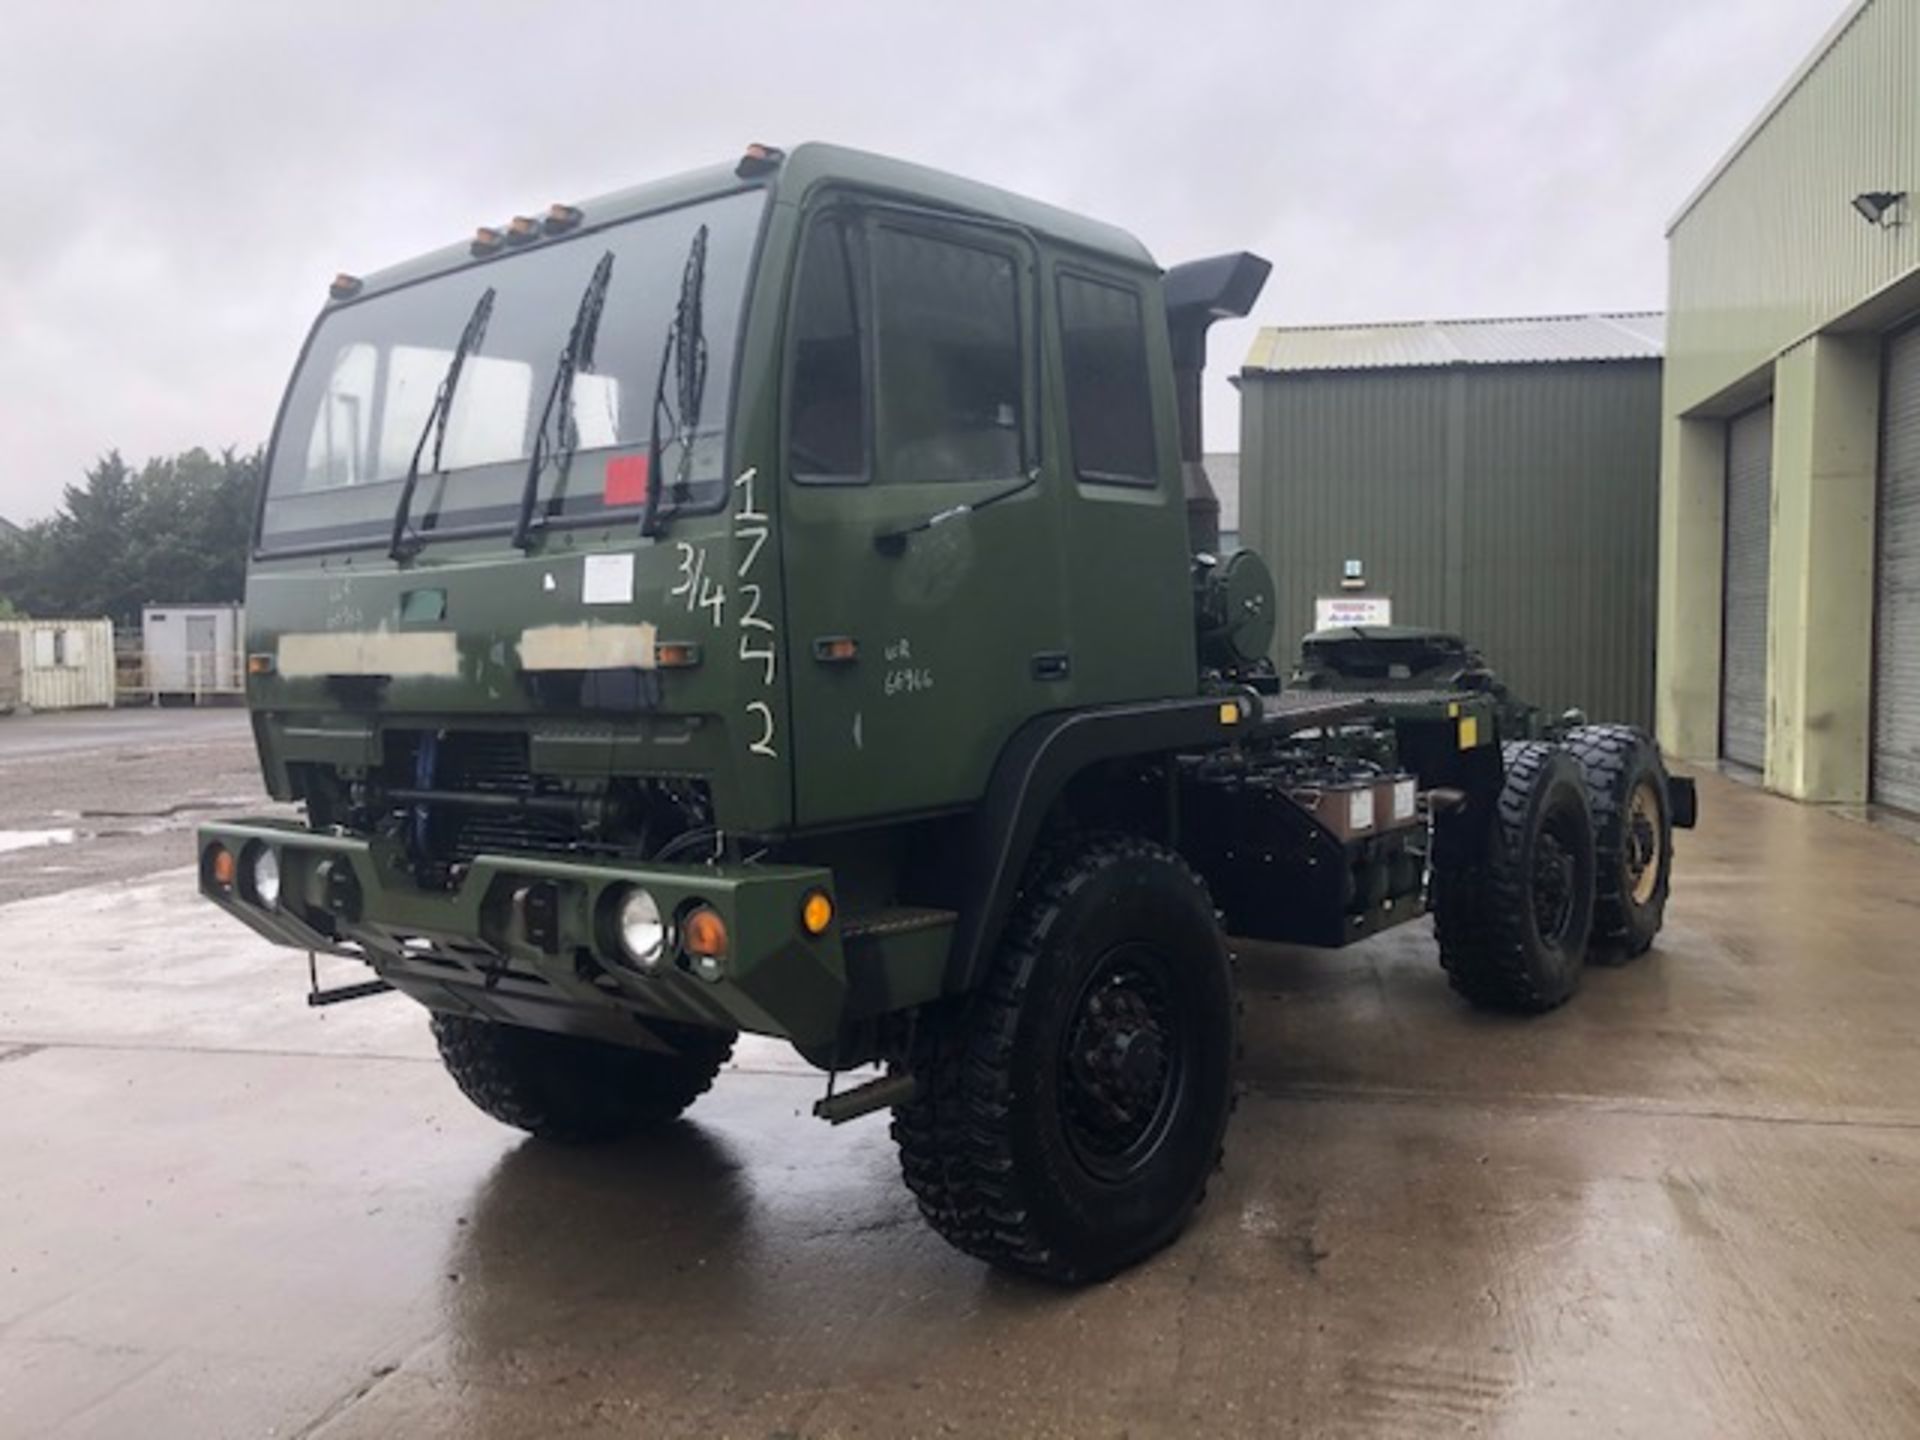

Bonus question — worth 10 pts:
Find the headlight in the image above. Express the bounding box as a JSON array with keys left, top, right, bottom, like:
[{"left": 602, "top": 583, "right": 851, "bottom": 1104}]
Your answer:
[
  {"left": 249, "top": 846, "right": 281, "bottom": 909},
  {"left": 618, "top": 887, "right": 667, "bottom": 969}
]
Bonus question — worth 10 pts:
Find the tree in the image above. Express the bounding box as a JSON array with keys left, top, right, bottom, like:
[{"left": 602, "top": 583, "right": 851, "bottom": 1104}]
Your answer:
[{"left": 0, "top": 445, "right": 262, "bottom": 625}]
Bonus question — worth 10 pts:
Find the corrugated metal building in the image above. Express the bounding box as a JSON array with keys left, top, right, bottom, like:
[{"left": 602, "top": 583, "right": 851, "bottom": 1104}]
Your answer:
[
  {"left": 1660, "top": 0, "right": 1920, "bottom": 812},
  {"left": 0, "top": 619, "right": 117, "bottom": 711},
  {"left": 1239, "top": 313, "right": 1664, "bottom": 727}
]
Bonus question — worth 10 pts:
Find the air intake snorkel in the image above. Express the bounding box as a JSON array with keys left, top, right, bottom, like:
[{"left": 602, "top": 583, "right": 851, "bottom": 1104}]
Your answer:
[{"left": 1162, "top": 252, "right": 1271, "bottom": 557}]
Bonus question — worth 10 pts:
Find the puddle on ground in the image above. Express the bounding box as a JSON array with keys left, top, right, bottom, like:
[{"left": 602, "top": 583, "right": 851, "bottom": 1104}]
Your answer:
[{"left": 0, "top": 828, "right": 77, "bottom": 854}]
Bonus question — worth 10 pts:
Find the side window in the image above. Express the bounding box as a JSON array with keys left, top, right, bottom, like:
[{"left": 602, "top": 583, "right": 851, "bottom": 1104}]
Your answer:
[
  {"left": 873, "top": 226, "right": 1023, "bottom": 483},
  {"left": 1058, "top": 272, "right": 1157, "bottom": 485},
  {"left": 788, "top": 217, "right": 868, "bottom": 480}
]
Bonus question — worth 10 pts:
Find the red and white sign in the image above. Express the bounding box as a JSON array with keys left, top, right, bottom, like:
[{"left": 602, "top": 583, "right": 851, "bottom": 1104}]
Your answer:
[{"left": 1313, "top": 595, "right": 1393, "bottom": 630}]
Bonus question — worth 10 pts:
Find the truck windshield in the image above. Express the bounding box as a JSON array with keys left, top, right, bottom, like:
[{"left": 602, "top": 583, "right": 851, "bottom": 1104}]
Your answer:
[{"left": 260, "top": 188, "right": 765, "bottom": 553}]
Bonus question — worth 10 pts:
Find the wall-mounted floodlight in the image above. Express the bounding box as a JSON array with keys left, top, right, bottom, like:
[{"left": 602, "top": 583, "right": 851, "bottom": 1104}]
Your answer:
[{"left": 1851, "top": 191, "right": 1906, "bottom": 227}]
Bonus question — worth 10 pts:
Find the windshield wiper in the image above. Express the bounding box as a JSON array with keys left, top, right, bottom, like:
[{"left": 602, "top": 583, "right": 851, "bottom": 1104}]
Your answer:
[
  {"left": 390, "top": 286, "right": 496, "bottom": 562},
  {"left": 512, "top": 250, "right": 616, "bottom": 550},
  {"left": 873, "top": 469, "right": 1039, "bottom": 556},
  {"left": 641, "top": 224, "right": 710, "bottom": 539}
]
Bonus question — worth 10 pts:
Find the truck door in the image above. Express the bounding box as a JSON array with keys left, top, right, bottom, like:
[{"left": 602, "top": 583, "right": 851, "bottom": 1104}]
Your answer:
[{"left": 780, "top": 202, "right": 1066, "bottom": 828}]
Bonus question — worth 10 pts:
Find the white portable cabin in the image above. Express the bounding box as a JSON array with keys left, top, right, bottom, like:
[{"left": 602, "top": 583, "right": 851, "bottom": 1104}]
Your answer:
[
  {"left": 141, "top": 604, "right": 243, "bottom": 697},
  {"left": 0, "top": 618, "right": 117, "bottom": 711}
]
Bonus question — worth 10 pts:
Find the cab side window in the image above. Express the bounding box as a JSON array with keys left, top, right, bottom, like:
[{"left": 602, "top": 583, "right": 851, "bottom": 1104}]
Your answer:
[
  {"left": 1058, "top": 272, "right": 1157, "bottom": 485},
  {"left": 873, "top": 226, "right": 1024, "bottom": 483},
  {"left": 788, "top": 217, "right": 868, "bottom": 480}
]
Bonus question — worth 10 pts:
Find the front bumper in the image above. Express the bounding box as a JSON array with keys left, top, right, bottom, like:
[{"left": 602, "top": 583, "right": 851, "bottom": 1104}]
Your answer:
[{"left": 196, "top": 818, "right": 860, "bottom": 1049}]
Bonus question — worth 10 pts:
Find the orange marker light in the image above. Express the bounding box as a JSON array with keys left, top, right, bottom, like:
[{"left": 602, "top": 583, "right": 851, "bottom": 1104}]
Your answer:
[
  {"left": 800, "top": 889, "right": 834, "bottom": 937},
  {"left": 506, "top": 215, "right": 539, "bottom": 243},
  {"left": 545, "top": 203, "right": 583, "bottom": 234},
  {"left": 736, "top": 143, "right": 786, "bottom": 178},
  {"left": 655, "top": 640, "right": 702, "bottom": 669},
  {"left": 682, "top": 906, "right": 728, "bottom": 958},
  {"left": 247, "top": 653, "right": 275, "bottom": 677},
  {"left": 329, "top": 273, "right": 363, "bottom": 300},
  {"left": 208, "top": 845, "right": 236, "bottom": 888},
  {"left": 471, "top": 226, "right": 504, "bottom": 256}
]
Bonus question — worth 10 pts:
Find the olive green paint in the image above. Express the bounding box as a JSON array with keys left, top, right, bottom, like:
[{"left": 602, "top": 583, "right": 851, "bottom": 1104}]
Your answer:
[{"left": 221, "top": 143, "right": 1210, "bottom": 1047}]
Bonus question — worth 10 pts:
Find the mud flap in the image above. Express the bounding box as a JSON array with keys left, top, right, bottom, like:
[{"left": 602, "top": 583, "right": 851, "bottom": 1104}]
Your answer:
[{"left": 1669, "top": 776, "right": 1698, "bottom": 830}]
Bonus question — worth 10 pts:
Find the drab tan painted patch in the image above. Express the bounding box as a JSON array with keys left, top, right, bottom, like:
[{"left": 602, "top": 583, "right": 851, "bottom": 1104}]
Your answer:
[
  {"left": 278, "top": 631, "right": 460, "bottom": 679},
  {"left": 517, "top": 623, "right": 658, "bottom": 672}
]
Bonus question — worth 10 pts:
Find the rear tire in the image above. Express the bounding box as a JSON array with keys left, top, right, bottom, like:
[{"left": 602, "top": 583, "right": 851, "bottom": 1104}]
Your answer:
[
  {"left": 1433, "top": 742, "right": 1596, "bottom": 1013},
  {"left": 431, "top": 1014, "right": 733, "bottom": 1144},
  {"left": 1565, "top": 724, "right": 1673, "bottom": 962},
  {"left": 892, "top": 835, "right": 1238, "bottom": 1284}
]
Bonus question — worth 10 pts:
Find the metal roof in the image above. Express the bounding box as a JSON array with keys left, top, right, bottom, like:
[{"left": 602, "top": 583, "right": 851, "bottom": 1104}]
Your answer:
[{"left": 1242, "top": 312, "right": 1665, "bottom": 375}]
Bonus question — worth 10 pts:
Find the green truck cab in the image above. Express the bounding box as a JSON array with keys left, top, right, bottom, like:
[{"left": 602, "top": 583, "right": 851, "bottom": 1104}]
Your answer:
[{"left": 199, "top": 143, "right": 1693, "bottom": 1283}]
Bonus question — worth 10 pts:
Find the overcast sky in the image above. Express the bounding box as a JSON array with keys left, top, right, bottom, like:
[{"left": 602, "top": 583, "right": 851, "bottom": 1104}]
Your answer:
[{"left": 0, "top": 0, "right": 1845, "bottom": 522}]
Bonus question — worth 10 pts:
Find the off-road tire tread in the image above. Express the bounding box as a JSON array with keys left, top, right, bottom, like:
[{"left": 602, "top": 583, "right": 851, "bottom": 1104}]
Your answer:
[
  {"left": 891, "top": 834, "right": 1236, "bottom": 1283},
  {"left": 431, "top": 1013, "right": 733, "bottom": 1144},
  {"left": 1433, "top": 741, "right": 1590, "bottom": 1014},
  {"left": 1564, "top": 723, "right": 1667, "bottom": 963}
]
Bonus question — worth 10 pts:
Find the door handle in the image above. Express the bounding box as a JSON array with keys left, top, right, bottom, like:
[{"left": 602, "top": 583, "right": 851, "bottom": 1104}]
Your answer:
[{"left": 1031, "top": 651, "right": 1070, "bottom": 681}]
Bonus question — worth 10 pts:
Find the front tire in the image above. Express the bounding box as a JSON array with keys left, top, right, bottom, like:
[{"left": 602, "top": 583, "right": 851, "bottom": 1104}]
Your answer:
[
  {"left": 1433, "top": 742, "right": 1596, "bottom": 1013},
  {"left": 892, "top": 835, "right": 1238, "bottom": 1284},
  {"left": 431, "top": 1014, "right": 733, "bottom": 1144}
]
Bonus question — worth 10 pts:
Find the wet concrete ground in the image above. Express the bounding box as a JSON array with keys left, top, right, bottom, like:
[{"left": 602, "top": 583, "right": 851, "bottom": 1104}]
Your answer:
[{"left": 1, "top": 716, "right": 1918, "bottom": 1437}]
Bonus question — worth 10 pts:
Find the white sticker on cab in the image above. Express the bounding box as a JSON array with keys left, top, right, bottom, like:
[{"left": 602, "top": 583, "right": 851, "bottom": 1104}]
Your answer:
[{"left": 582, "top": 553, "right": 635, "bottom": 605}]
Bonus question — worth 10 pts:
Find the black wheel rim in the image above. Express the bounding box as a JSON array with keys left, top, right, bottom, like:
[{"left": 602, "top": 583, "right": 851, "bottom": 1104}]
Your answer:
[
  {"left": 1532, "top": 815, "right": 1579, "bottom": 947},
  {"left": 1058, "top": 942, "right": 1188, "bottom": 1184}
]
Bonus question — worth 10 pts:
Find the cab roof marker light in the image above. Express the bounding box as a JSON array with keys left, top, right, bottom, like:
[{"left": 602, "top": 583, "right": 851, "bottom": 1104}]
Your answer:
[
  {"left": 506, "top": 215, "right": 539, "bottom": 244},
  {"left": 329, "top": 273, "right": 363, "bottom": 300},
  {"left": 736, "top": 143, "right": 785, "bottom": 179},
  {"left": 544, "top": 203, "right": 583, "bottom": 234},
  {"left": 471, "top": 226, "right": 504, "bottom": 257}
]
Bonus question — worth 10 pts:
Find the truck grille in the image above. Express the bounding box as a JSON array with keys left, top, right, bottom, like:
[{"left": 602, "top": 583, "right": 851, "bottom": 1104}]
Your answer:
[
  {"left": 396, "top": 730, "right": 585, "bottom": 865},
  {"left": 437, "top": 730, "right": 535, "bottom": 794}
]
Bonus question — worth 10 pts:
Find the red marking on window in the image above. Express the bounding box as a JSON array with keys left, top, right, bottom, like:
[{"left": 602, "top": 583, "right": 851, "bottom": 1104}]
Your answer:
[{"left": 604, "top": 454, "right": 651, "bottom": 506}]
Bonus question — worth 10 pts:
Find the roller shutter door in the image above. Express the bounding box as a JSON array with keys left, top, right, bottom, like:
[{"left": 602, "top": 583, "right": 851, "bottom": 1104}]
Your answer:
[
  {"left": 1874, "top": 327, "right": 1920, "bottom": 813},
  {"left": 1721, "top": 404, "right": 1772, "bottom": 771}
]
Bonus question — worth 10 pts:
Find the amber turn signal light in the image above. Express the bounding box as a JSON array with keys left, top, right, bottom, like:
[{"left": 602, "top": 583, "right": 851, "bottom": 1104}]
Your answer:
[
  {"left": 246, "top": 653, "right": 275, "bottom": 677},
  {"left": 683, "top": 906, "right": 728, "bottom": 958},
  {"left": 655, "top": 640, "right": 702, "bottom": 669},
  {"left": 207, "top": 844, "right": 236, "bottom": 889},
  {"left": 800, "top": 889, "right": 834, "bottom": 937}
]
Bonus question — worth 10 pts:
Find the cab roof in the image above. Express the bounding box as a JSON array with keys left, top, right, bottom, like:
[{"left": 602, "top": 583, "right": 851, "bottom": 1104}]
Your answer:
[{"left": 335, "top": 142, "right": 1159, "bottom": 305}]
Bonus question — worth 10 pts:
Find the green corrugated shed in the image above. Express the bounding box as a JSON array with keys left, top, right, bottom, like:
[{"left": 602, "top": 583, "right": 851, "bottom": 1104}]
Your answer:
[{"left": 1240, "top": 314, "right": 1663, "bottom": 728}]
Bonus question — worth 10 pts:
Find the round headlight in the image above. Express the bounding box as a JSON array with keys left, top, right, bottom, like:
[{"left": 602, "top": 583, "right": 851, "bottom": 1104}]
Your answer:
[
  {"left": 249, "top": 846, "right": 281, "bottom": 909},
  {"left": 617, "top": 887, "right": 667, "bottom": 969}
]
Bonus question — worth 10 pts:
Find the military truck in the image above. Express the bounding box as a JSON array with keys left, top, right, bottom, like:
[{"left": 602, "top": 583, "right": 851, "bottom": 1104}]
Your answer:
[{"left": 198, "top": 143, "right": 1696, "bottom": 1284}]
